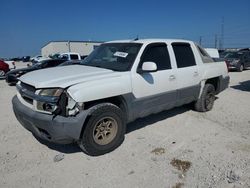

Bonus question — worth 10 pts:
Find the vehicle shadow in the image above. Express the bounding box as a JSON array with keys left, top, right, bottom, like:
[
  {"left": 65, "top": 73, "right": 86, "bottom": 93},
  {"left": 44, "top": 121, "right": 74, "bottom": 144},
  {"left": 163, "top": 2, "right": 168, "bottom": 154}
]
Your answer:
[
  {"left": 231, "top": 80, "right": 250, "bottom": 92},
  {"left": 33, "top": 104, "right": 192, "bottom": 154},
  {"left": 33, "top": 135, "right": 82, "bottom": 154},
  {"left": 126, "top": 104, "right": 191, "bottom": 134}
]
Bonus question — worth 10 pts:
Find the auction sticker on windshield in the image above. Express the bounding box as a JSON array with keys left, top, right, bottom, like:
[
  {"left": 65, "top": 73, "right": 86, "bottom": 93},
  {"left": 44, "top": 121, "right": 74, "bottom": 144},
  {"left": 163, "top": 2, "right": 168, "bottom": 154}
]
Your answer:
[{"left": 114, "top": 52, "right": 128, "bottom": 58}]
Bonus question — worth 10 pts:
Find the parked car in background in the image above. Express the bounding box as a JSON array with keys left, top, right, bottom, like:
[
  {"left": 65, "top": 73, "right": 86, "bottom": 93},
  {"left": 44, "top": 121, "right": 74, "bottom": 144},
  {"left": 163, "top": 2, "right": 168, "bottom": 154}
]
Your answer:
[
  {"left": 22, "top": 56, "right": 30, "bottom": 62},
  {"left": 10, "top": 57, "right": 23, "bottom": 61},
  {"left": 59, "top": 52, "right": 81, "bottom": 60},
  {"left": 81, "top": 55, "right": 88, "bottom": 60},
  {"left": 225, "top": 51, "right": 250, "bottom": 72},
  {"left": 58, "top": 60, "right": 82, "bottom": 66},
  {"left": 30, "top": 55, "right": 42, "bottom": 62},
  {"left": 1, "top": 59, "right": 16, "bottom": 69},
  {"left": 219, "top": 50, "right": 236, "bottom": 59},
  {"left": 6, "top": 59, "right": 67, "bottom": 85},
  {"left": 30, "top": 55, "right": 50, "bottom": 64},
  {"left": 49, "top": 53, "right": 61, "bottom": 59},
  {"left": 0, "top": 60, "right": 10, "bottom": 78}
]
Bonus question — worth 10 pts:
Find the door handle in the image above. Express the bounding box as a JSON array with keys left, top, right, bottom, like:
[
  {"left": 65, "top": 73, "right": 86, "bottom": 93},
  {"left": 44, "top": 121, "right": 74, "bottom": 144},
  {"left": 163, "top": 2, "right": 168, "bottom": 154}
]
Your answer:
[
  {"left": 169, "top": 75, "right": 176, "bottom": 80},
  {"left": 193, "top": 71, "right": 199, "bottom": 76}
]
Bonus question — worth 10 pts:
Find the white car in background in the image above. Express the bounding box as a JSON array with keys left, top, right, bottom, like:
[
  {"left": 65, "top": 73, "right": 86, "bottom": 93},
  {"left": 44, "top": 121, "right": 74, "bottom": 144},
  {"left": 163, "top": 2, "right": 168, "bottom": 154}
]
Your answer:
[
  {"left": 205, "top": 48, "right": 220, "bottom": 58},
  {"left": 59, "top": 52, "right": 81, "bottom": 60},
  {"left": 4, "top": 60, "right": 16, "bottom": 69},
  {"left": 30, "top": 55, "right": 50, "bottom": 64}
]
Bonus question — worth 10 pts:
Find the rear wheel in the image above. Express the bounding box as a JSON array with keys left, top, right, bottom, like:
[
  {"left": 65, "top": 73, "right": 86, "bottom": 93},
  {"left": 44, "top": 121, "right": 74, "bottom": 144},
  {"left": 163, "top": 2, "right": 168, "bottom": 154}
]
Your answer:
[
  {"left": 78, "top": 103, "right": 126, "bottom": 156},
  {"left": 194, "top": 84, "right": 215, "bottom": 112}
]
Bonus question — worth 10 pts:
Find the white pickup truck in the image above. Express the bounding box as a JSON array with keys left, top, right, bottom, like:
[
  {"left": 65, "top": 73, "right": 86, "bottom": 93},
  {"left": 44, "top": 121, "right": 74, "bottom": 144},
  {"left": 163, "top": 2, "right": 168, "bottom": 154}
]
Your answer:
[
  {"left": 59, "top": 52, "right": 81, "bottom": 60},
  {"left": 12, "top": 39, "right": 229, "bottom": 156}
]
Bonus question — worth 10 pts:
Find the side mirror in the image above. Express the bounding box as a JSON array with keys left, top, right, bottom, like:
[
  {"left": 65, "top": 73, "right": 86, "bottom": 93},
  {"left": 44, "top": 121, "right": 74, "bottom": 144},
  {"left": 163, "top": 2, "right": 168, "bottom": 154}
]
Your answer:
[{"left": 140, "top": 61, "right": 157, "bottom": 73}]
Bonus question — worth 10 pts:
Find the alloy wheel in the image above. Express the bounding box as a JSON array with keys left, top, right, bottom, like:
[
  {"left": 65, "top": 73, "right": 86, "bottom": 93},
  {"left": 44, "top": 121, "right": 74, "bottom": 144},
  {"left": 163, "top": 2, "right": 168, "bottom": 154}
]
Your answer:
[{"left": 93, "top": 117, "right": 118, "bottom": 145}]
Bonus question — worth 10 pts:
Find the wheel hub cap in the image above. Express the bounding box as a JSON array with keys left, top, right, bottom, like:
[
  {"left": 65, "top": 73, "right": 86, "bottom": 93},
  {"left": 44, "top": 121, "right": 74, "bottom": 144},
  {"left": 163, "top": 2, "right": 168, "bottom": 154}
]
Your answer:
[{"left": 93, "top": 117, "right": 118, "bottom": 145}]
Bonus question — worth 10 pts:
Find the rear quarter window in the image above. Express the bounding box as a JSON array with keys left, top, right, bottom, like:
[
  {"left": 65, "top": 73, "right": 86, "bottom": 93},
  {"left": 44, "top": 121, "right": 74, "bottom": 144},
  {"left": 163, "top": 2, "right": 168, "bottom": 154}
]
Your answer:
[
  {"left": 197, "top": 45, "right": 214, "bottom": 63},
  {"left": 172, "top": 43, "right": 196, "bottom": 68}
]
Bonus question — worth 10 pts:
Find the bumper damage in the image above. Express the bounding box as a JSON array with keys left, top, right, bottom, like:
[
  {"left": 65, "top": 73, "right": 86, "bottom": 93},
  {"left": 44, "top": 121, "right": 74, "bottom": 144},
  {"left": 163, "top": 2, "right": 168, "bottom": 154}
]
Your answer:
[{"left": 12, "top": 95, "right": 88, "bottom": 144}]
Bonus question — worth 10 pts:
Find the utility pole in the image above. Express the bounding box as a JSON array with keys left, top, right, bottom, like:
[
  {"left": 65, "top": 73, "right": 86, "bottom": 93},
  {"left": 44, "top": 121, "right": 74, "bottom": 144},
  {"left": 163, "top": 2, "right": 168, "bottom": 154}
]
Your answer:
[
  {"left": 219, "top": 17, "right": 224, "bottom": 50},
  {"left": 199, "top": 36, "right": 202, "bottom": 46},
  {"left": 215, "top": 34, "right": 218, "bottom": 48},
  {"left": 67, "top": 41, "right": 71, "bottom": 52}
]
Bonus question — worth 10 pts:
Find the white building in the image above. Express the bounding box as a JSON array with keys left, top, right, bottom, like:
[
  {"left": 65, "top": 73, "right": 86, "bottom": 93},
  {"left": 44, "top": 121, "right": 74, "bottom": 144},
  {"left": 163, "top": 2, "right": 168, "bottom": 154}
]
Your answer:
[{"left": 41, "top": 41, "right": 103, "bottom": 57}]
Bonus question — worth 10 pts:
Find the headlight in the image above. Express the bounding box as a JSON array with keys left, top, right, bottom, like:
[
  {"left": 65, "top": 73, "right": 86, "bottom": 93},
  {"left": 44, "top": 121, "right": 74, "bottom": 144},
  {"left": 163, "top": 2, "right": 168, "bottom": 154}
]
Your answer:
[
  {"left": 36, "top": 101, "right": 58, "bottom": 113},
  {"left": 39, "top": 88, "right": 63, "bottom": 97},
  {"left": 35, "top": 88, "right": 63, "bottom": 114}
]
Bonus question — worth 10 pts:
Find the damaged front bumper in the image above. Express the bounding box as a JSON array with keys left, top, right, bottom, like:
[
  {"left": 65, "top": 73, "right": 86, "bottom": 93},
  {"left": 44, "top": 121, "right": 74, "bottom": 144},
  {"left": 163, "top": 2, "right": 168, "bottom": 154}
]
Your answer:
[{"left": 12, "top": 95, "right": 88, "bottom": 144}]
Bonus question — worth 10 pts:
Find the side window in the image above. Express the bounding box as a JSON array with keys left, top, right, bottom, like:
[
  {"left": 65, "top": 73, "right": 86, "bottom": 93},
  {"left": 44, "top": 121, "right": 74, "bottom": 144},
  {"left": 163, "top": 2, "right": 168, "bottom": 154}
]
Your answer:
[
  {"left": 141, "top": 43, "right": 171, "bottom": 70},
  {"left": 70, "top": 54, "right": 79, "bottom": 60},
  {"left": 93, "top": 45, "right": 99, "bottom": 50},
  {"left": 172, "top": 43, "right": 196, "bottom": 68},
  {"left": 244, "top": 52, "right": 250, "bottom": 59},
  {"left": 247, "top": 52, "right": 250, "bottom": 59},
  {"left": 61, "top": 54, "right": 68, "bottom": 60}
]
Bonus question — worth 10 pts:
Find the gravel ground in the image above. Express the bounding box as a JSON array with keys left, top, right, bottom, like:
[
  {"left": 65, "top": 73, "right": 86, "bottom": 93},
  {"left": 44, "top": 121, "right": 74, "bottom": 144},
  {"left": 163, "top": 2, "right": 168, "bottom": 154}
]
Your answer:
[{"left": 0, "top": 62, "right": 250, "bottom": 188}]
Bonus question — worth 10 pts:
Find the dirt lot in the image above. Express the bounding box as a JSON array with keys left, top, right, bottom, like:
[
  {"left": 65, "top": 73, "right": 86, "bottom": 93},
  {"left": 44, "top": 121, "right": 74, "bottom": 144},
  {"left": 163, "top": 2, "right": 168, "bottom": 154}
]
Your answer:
[{"left": 0, "top": 63, "right": 250, "bottom": 188}]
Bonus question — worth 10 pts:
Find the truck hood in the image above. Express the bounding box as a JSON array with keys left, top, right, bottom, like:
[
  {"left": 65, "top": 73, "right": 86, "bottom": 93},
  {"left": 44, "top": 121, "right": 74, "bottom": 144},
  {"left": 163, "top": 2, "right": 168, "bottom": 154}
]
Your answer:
[{"left": 20, "top": 65, "right": 116, "bottom": 88}]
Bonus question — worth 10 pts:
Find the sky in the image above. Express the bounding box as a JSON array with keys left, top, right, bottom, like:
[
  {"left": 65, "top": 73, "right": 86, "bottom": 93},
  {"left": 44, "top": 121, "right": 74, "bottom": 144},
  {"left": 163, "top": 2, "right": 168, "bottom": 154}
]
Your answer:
[{"left": 0, "top": 0, "right": 250, "bottom": 58}]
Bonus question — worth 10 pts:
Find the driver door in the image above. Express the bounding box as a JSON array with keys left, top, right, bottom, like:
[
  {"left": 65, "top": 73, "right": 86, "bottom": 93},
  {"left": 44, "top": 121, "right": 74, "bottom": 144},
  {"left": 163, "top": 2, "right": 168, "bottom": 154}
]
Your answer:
[{"left": 131, "top": 43, "right": 177, "bottom": 118}]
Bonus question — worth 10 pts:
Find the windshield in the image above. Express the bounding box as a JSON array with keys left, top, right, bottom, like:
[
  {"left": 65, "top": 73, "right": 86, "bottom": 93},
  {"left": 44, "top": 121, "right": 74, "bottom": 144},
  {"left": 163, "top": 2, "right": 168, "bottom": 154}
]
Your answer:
[
  {"left": 80, "top": 43, "right": 142, "bottom": 71},
  {"left": 32, "top": 60, "right": 48, "bottom": 68},
  {"left": 32, "top": 62, "right": 43, "bottom": 68},
  {"left": 225, "top": 52, "right": 241, "bottom": 59}
]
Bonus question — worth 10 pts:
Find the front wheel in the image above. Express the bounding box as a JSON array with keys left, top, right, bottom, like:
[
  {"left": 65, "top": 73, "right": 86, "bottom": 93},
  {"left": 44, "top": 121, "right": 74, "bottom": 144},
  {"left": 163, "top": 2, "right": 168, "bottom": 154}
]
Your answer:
[
  {"left": 78, "top": 103, "right": 126, "bottom": 156},
  {"left": 0, "top": 70, "right": 5, "bottom": 77},
  {"left": 237, "top": 64, "right": 244, "bottom": 72},
  {"left": 194, "top": 83, "right": 215, "bottom": 112}
]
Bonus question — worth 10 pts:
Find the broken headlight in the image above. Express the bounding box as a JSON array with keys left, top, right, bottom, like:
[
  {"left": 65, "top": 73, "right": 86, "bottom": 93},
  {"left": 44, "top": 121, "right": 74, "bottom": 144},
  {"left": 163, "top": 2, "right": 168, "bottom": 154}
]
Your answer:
[
  {"left": 39, "top": 88, "right": 63, "bottom": 97},
  {"left": 35, "top": 88, "right": 64, "bottom": 113}
]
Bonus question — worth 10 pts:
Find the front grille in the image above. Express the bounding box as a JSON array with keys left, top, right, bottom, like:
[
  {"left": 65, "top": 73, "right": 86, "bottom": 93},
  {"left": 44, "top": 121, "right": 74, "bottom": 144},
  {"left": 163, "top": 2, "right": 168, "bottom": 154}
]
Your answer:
[{"left": 19, "top": 82, "right": 36, "bottom": 105}]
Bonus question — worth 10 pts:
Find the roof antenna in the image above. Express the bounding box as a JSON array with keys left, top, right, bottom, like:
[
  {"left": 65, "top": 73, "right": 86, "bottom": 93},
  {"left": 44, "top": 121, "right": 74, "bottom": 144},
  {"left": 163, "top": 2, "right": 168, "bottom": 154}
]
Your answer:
[{"left": 134, "top": 35, "right": 139, "bottom": 41}]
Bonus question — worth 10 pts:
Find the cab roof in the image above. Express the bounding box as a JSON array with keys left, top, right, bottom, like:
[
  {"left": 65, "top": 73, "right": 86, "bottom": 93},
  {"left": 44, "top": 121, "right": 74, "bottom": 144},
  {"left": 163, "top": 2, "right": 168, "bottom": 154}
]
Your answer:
[{"left": 106, "top": 38, "right": 193, "bottom": 45}]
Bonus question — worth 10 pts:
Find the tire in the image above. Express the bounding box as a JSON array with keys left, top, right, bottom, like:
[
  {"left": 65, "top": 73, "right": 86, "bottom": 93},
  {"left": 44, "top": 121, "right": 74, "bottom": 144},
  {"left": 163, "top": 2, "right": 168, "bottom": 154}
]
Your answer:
[
  {"left": 237, "top": 64, "right": 244, "bottom": 72},
  {"left": 194, "top": 83, "right": 215, "bottom": 112},
  {"left": 0, "top": 70, "right": 5, "bottom": 77},
  {"left": 78, "top": 103, "right": 126, "bottom": 156}
]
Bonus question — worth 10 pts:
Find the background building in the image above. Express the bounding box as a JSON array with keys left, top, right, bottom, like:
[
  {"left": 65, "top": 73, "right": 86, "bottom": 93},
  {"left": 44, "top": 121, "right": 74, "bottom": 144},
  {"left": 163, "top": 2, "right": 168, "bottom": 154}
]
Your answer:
[{"left": 41, "top": 41, "right": 103, "bottom": 57}]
